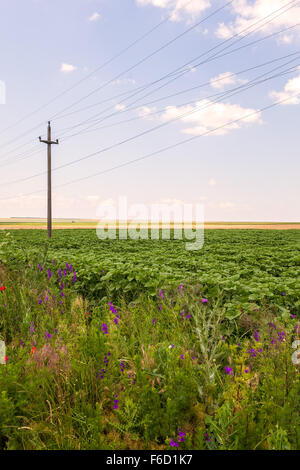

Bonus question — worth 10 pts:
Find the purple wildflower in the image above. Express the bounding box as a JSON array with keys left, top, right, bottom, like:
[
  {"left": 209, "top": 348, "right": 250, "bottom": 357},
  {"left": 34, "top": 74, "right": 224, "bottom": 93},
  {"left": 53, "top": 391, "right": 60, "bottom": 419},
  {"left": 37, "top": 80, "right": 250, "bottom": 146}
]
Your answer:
[
  {"left": 170, "top": 440, "right": 178, "bottom": 448},
  {"left": 225, "top": 366, "right": 233, "bottom": 376}
]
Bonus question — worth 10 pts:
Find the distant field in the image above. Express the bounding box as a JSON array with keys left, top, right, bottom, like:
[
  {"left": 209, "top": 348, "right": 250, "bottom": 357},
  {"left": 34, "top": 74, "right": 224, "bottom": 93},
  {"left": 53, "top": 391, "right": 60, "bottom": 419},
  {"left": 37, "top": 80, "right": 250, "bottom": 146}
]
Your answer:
[{"left": 0, "top": 219, "right": 300, "bottom": 230}]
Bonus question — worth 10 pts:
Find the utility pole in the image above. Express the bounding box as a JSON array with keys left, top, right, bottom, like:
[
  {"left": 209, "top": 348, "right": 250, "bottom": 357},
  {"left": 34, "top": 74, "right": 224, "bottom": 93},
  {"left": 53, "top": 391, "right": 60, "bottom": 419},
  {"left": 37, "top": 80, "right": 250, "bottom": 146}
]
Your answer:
[{"left": 39, "top": 121, "right": 59, "bottom": 238}]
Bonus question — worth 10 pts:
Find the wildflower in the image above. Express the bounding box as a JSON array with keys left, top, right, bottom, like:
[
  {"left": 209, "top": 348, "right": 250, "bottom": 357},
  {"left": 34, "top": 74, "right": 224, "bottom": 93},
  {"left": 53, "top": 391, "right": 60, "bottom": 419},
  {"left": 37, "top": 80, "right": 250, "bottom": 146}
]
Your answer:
[
  {"left": 244, "top": 369, "right": 249, "bottom": 373},
  {"left": 201, "top": 298, "right": 208, "bottom": 304},
  {"left": 291, "top": 314, "right": 296, "bottom": 319},
  {"left": 30, "top": 322, "right": 35, "bottom": 334},
  {"left": 109, "top": 302, "right": 117, "bottom": 314},
  {"left": 101, "top": 323, "right": 108, "bottom": 335},
  {"left": 5, "top": 356, "right": 8, "bottom": 362},
  {"left": 20, "top": 340, "right": 24, "bottom": 348},
  {"left": 0, "top": 286, "right": 6, "bottom": 292},
  {"left": 205, "top": 433, "right": 212, "bottom": 443},
  {"left": 225, "top": 366, "right": 233, "bottom": 376},
  {"left": 248, "top": 348, "right": 257, "bottom": 357},
  {"left": 58, "top": 269, "right": 62, "bottom": 279},
  {"left": 52, "top": 259, "right": 55, "bottom": 265},
  {"left": 180, "top": 354, "right": 184, "bottom": 360},
  {"left": 170, "top": 439, "right": 178, "bottom": 448},
  {"left": 113, "top": 394, "right": 119, "bottom": 410},
  {"left": 152, "top": 318, "right": 156, "bottom": 324},
  {"left": 169, "top": 344, "right": 174, "bottom": 349},
  {"left": 30, "top": 346, "right": 37, "bottom": 355},
  {"left": 44, "top": 330, "right": 52, "bottom": 341},
  {"left": 254, "top": 330, "right": 260, "bottom": 342},
  {"left": 72, "top": 272, "right": 77, "bottom": 283},
  {"left": 282, "top": 292, "right": 286, "bottom": 296},
  {"left": 47, "top": 269, "right": 52, "bottom": 280},
  {"left": 159, "top": 290, "right": 164, "bottom": 299},
  {"left": 38, "top": 299, "right": 43, "bottom": 305}
]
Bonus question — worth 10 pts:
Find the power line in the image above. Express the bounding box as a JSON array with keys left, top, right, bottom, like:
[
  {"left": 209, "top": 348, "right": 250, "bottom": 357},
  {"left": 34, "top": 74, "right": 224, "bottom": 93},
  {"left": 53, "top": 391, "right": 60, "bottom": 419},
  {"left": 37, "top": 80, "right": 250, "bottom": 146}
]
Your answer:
[
  {"left": 62, "top": 60, "right": 300, "bottom": 138},
  {"left": 1, "top": 50, "right": 297, "bottom": 169},
  {"left": 49, "top": 1, "right": 234, "bottom": 121},
  {"left": 1, "top": 57, "right": 298, "bottom": 188},
  {"left": 0, "top": 0, "right": 295, "bottom": 159},
  {"left": 1, "top": 0, "right": 298, "bottom": 167},
  {"left": 57, "top": 22, "right": 300, "bottom": 138},
  {"left": 59, "top": 0, "right": 300, "bottom": 136},
  {"left": 0, "top": 0, "right": 233, "bottom": 153},
  {"left": 0, "top": 0, "right": 181, "bottom": 137},
  {"left": 0, "top": 90, "right": 298, "bottom": 202}
]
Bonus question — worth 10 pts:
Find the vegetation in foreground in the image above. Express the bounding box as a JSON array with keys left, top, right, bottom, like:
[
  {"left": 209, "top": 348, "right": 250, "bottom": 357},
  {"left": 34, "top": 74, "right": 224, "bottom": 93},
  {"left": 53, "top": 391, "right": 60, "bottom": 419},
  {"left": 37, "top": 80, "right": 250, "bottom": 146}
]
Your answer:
[{"left": 0, "top": 229, "right": 299, "bottom": 450}]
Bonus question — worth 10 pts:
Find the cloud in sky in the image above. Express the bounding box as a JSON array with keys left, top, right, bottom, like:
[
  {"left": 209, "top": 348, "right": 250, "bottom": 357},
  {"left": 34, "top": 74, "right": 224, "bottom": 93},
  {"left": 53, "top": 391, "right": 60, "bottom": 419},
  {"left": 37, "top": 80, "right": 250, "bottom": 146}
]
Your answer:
[
  {"left": 159, "top": 99, "right": 262, "bottom": 135},
  {"left": 210, "top": 71, "right": 248, "bottom": 90},
  {"left": 270, "top": 68, "right": 300, "bottom": 105},
  {"left": 89, "top": 12, "right": 101, "bottom": 22},
  {"left": 60, "top": 63, "right": 77, "bottom": 73},
  {"left": 216, "top": 0, "right": 300, "bottom": 42},
  {"left": 115, "top": 104, "right": 126, "bottom": 111},
  {"left": 136, "top": 0, "right": 211, "bottom": 21}
]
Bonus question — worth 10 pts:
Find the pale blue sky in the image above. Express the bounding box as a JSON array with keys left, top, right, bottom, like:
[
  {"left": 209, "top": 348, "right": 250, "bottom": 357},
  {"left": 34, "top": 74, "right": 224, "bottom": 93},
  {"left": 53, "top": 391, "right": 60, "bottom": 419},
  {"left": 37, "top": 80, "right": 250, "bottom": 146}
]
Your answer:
[{"left": 0, "top": 0, "right": 299, "bottom": 221}]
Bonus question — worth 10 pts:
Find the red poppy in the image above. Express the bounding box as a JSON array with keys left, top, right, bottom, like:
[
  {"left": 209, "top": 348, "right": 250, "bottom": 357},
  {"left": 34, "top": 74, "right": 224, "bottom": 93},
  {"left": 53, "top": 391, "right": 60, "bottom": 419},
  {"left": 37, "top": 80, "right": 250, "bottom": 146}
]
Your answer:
[
  {"left": 0, "top": 286, "right": 6, "bottom": 292},
  {"left": 30, "top": 346, "right": 37, "bottom": 355}
]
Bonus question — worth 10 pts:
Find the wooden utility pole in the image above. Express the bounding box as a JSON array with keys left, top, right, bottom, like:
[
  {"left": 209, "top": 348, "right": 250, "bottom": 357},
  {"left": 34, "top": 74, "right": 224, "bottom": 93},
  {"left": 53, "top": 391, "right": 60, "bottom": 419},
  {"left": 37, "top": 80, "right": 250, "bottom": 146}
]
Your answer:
[{"left": 39, "top": 122, "right": 59, "bottom": 238}]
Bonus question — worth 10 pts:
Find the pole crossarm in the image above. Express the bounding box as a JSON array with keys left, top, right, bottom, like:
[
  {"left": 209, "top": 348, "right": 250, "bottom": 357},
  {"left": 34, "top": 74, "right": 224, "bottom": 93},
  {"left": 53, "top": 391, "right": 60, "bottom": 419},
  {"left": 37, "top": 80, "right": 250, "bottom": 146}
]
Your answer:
[{"left": 39, "top": 137, "right": 59, "bottom": 145}]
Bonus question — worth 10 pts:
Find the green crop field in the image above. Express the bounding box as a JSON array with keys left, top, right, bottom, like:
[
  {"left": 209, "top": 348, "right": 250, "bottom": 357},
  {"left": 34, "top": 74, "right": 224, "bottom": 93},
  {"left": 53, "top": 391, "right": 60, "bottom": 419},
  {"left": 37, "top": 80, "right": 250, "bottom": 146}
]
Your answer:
[{"left": 0, "top": 229, "right": 299, "bottom": 450}]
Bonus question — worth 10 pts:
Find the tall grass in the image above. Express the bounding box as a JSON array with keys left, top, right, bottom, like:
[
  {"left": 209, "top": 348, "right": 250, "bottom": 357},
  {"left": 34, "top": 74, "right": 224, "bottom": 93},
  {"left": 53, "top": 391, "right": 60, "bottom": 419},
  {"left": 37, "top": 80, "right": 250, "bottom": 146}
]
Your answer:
[{"left": 0, "top": 257, "right": 299, "bottom": 450}]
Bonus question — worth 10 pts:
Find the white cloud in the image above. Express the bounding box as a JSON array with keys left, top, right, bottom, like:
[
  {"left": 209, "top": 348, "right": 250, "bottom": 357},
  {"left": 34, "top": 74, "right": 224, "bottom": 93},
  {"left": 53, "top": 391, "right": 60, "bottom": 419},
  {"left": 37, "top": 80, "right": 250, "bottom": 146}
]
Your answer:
[
  {"left": 115, "top": 104, "right": 126, "bottom": 111},
  {"left": 215, "top": 0, "right": 300, "bottom": 43},
  {"left": 138, "top": 105, "right": 157, "bottom": 119},
  {"left": 89, "top": 12, "right": 101, "bottom": 22},
  {"left": 270, "top": 69, "right": 300, "bottom": 105},
  {"left": 113, "top": 78, "right": 137, "bottom": 86},
  {"left": 60, "top": 63, "right": 77, "bottom": 73},
  {"left": 136, "top": 0, "right": 211, "bottom": 21},
  {"left": 210, "top": 72, "right": 248, "bottom": 90},
  {"left": 159, "top": 99, "right": 262, "bottom": 136}
]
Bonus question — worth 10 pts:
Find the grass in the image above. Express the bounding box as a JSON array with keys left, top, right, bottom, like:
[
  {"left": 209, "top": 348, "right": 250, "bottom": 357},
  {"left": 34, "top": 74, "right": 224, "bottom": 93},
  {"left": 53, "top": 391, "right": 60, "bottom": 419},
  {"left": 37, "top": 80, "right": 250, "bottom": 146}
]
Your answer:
[{"left": 0, "top": 247, "right": 299, "bottom": 450}]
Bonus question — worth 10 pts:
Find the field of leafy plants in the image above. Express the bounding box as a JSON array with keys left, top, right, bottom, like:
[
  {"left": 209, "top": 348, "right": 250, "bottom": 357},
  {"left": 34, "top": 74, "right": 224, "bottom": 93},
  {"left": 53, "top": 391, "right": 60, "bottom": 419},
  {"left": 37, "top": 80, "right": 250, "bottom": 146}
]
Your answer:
[{"left": 0, "top": 228, "right": 299, "bottom": 450}]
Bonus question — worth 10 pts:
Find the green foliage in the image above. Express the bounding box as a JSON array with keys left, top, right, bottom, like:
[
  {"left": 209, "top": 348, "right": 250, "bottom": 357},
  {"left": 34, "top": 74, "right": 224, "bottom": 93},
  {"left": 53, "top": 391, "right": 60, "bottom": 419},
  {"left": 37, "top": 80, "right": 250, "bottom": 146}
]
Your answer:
[{"left": 0, "top": 229, "right": 299, "bottom": 450}]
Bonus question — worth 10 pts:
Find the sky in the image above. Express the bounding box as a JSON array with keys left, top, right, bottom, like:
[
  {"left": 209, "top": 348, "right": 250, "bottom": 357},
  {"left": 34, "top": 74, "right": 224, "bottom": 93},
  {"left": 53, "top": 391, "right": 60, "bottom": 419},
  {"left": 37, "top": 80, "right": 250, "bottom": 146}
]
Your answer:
[{"left": 0, "top": 0, "right": 299, "bottom": 222}]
